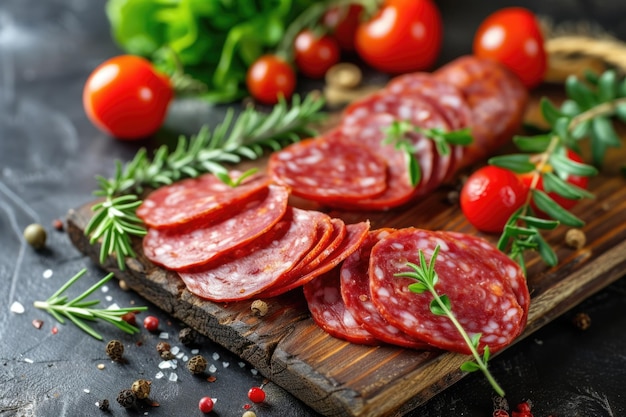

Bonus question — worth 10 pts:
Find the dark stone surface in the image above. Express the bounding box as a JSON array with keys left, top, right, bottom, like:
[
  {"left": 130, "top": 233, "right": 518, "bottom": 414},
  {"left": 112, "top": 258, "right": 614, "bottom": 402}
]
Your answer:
[{"left": 1, "top": 1, "right": 625, "bottom": 416}]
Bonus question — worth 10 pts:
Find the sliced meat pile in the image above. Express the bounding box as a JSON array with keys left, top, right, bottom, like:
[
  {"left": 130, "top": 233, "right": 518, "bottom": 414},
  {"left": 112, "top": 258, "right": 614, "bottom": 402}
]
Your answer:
[
  {"left": 268, "top": 55, "right": 528, "bottom": 210},
  {"left": 137, "top": 171, "right": 370, "bottom": 302},
  {"left": 306, "top": 228, "right": 529, "bottom": 354}
]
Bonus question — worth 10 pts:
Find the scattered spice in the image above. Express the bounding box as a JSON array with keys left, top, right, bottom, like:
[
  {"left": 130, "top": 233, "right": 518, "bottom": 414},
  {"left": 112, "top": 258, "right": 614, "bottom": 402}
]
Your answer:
[
  {"left": 10, "top": 301, "right": 25, "bottom": 314},
  {"left": 565, "top": 228, "right": 586, "bottom": 249},
  {"left": 242, "top": 411, "right": 257, "bottom": 417},
  {"left": 23, "top": 223, "right": 47, "bottom": 249},
  {"left": 121, "top": 312, "right": 137, "bottom": 327},
  {"left": 52, "top": 218, "right": 64, "bottom": 231},
  {"left": 179, "top": 327, "right": 197, "bottom": 346},
  {"left": 119, "top": 280, "right": 129, "bottom": 291},
  {"left": 97, "top": 399, "right": 110, "bottom": 411},
  {"left": 250, "top": 300, "right": 268, "bottom": 317},
  {"left": 247, "top": 386, "right": 266, "bottom": 403},
  {"left": 105, "top": 340, "right": 124, "bottom": 362},
  {"left": 97, "top": 364, "right": 105, "bottom": 370},
  {"left": 116, "top": 389, "right": 136, "bottom": 408},
  {"left": 160, "top": 350, "right": 175, "bottom": 360},
  {"left": 143, "top": 315, "right": 159, "bottom": 332},
  {"left": 187, "top": 355, "right": 208, "bottom": 374},
  {"left": 572, "top": 312, "right": 592, "bottom": 330},
  {"left": 131, "top": 379, "right": 151, "bottom": 399},
  {"left": 198, "top": 396, "right": 215, "bottom": 413},
  {"left": 51, "top": 326, "right": 58, "bottom": 335},
  {"left": 156, "top": 341, "right": 171, "bottom": 355},
  {"left": 32, "top": 319, "right": 44, "bottom": 329},
  {"left": 207, "top": 375, "right": 217, "bottom": 383}
]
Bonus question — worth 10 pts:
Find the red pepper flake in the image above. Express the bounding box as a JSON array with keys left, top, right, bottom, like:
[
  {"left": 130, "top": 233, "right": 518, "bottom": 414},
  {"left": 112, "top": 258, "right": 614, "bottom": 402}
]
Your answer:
[
  {"left": 147, "top": 400, "right": 160, "bottom": 407},
  {"left": 243, "top": 404, "right": 252, "bottom": 410},
  {"left": 121, "top": 312, "right": 137, "bottom": 327},
  {"left": 52, "top": 219, "right": 64, "bottom": 231},
  {"left": 136, "top": 341, "right": 143, "bottom": 347},
  {"left": 32, "top": 319, "right": 44, "bottom": 329},
  {"left": 206, "top": 376, "right": 217, "bottom": 383},
  {"left": 51, "top": 326, "right": 58, "bottom": 335}
]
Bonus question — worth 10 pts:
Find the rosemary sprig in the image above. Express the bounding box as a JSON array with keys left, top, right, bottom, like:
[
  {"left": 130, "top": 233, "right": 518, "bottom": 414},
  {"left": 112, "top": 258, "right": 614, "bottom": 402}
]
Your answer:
[
  {"left": 383, "top": 120, "right": 473, "bottom": 186},
  {"left": 395, "top": 245, "right": 505, "bottom": 397},
  {"left": 492, "top": 69, "right": 626, "bottom": 271},
  {"left": 86, "top": 93, "right": 326, "bottom": 269},
  {"left": 33, "top": 268, "right": 147, "bottom": 340}
]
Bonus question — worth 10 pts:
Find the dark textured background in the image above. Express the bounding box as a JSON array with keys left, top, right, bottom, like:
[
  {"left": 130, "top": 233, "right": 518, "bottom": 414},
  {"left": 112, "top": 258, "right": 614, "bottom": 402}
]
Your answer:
[{"left": 1, "top": 1, "right": 625, "bottom": 416}]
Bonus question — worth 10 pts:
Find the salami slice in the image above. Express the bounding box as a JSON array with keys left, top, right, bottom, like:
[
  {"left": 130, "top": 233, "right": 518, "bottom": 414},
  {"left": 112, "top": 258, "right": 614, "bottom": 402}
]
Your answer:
[
  {"left": 257, "top": 220, "right": 369, "bottom": 298},
  {"left": 435, "top": 55, "right": 528, "bottom": 169},
  {"left": 178, "top": 207, "right": 317, "bottom": 302},
  {"left": 303, "top": 268, "right": 380, "bottom": 345},
  {"left": 369, "top": 228, "right": 525, "bottom": 354},
  {"left": 268, "top": 136, "right": 388, "bottom": 204},
  {"left": 143, "top": 184, "right": 289, "bottom": 271},
  {"left": 340, "top": 229, "right": 431, "bottom": 349},
  {"left": 137, "top": 171, "right": 271, "bottom": 230}
]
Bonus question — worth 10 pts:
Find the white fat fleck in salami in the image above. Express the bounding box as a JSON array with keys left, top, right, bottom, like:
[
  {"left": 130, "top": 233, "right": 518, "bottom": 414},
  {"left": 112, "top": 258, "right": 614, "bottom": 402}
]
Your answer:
[
  {"left": 142, "top": 184, "right": 289, "bottom": 271},
  {"left": 267, "top": 136, "right": 388, "bottom": 204},
  {"left": 177, "top": 207, "right": 317, "bottom": 302},
  {"left": 137, "top": 171, "right": 271, "bottom": 230},
  {"left": 369, "top": 228, "right": 525, "bottom": 354},
  {"left": 303, "top": 268, "right": 380, "bottom": 345},
  {"left": 340, "top": 229, "right": 431, "bottom": 349}
]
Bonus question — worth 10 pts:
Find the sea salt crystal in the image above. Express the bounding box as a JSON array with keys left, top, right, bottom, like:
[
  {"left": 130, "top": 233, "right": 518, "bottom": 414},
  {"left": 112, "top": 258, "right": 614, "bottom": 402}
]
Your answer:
[
  {"left": 23, "top": 358, "right": 34, "bottom": 364},
  {"left": 168, "top": 373, "right": 178, "bottom": 382},
  {"left": 105, "top": 296, "right": 113, "bottom": 302},
  {"left": 176, "top": 352, "right": 184, "bottom": 359},
  {"left": 191, "top": 349, "right": 199, "bottom": 355},
  {"left": 107, "top": 303, "right": 120, "bottom": 310},
  {"left": 42, "top": 269, "right": 53, "bottom": 279},
  {"left": 84, "top": 389, "right": 90, "bottom": 394},
  {"left": 222, "top": 362, "right": 229, "bottom": 368},
  {"left": 250, "top": 369, "right": 258, "bottom": 376},
  {"left": 212, "top": 353, "right": 220, "bottom": 361},
  {"left": 158, "top": 360, "right": 173, "bottom": 369},
  {"left": 208, "top": 364, "right": 217, "bottom": 373},
  {"left": 10, "top": 301, "right": 25, "bottom": 314},
  {"left": 155, "top": 371, "right": 165, "bottom": 379},
  {"left": 182, "top": 355, "right": 188, "bottom": 362},
  {"left": 101, "top": 285, "right": 109, "bottom": 293},
  {"left": 159, "top": 332, "right": 169, "bottom": 339},
  {"left": 171, "top": 346, "right": 180, "bottom": 355},
  {"left": 238, "top": 362, "right": 246, "bottom": 368}
]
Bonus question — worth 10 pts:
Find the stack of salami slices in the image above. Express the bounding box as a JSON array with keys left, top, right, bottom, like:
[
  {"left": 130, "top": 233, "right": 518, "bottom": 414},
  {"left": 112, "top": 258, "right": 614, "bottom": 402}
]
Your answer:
[
  {"left": 269, "top": 55, "right": 528, "bottom": 210},
  {"left": 305, "top": 228, "right": 529, "bottom": 353},
  {"left": 137, "top": 171, "right": 370, "bottom": 302}
]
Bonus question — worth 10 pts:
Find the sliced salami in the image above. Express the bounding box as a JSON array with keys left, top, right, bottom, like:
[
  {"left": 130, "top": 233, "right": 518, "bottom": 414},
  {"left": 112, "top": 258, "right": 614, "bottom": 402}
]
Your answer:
[
  {"left": 268, "top": 136, "right": 388, "bottom": 204},
  {"left": 340, "top": 229, "right": 431, "bottom": 349},
  {"left": 137, "top": 171, "right": 271, "bottom": 230},
  {"left": 303, "top": 268, "right": 380, "bottom": 345},
  {"left": 369, "top": 228, "right": 525, "bottom": 354},
  {"left": 257, "top": 220, "right": 369, "bottom": 298},
  {"left": 178, "top": 207, "right": 317, "bottom": 302},
  {"left": 435, "top": 55, "right": 528, "bottom": 169},
  {"left": 143, "top": 184, "right": 289, "bottom": 271}
]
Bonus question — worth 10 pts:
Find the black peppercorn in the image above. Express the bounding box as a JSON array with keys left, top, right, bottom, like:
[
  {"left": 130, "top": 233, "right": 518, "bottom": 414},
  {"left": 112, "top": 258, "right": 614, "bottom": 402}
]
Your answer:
[
  {"left": 179, "top": 327, "right": 197, "bottom": 346},
  {"left": 97, "top": 399, "right": 110, "bottom": 411},
  {"left": 105, "top": 340, "right": 124, "bottom": 362},
  {"left": 116, "top": 389, "right": 136, "bottom": 408},
  {"left": 187, "top": 354, "right": 208, "bottom": 374}
]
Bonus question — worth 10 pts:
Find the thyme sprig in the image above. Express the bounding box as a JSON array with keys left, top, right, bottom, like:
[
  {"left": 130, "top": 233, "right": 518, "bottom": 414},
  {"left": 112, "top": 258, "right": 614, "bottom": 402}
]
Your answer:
[
  {"left": 492, "top": 70, "right": 626, "bottom": 271},
  {"left": 85, "top": 93, "right": 326, "bottom": 270},
  {"left": 395, "top": 245, "right": 505, "bottom": 397},
  {"left": 34, "top": 268, "right": 147, "bottom": 340},
  {"left": 383, "top": 120, "right": 473, "bottom": 186}
]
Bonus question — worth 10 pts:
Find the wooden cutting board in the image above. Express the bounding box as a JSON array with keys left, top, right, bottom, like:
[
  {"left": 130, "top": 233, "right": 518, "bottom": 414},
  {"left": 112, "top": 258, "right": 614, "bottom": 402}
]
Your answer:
[{"left": 66, "top": 90, "right": 626, "bottom": 417}]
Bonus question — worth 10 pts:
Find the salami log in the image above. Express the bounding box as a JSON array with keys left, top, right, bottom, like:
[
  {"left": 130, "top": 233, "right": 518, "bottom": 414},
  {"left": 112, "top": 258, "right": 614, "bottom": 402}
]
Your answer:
[
  {"left": 177, "top": 207, "right": 318, "bottom": 302},
  {"left": 340, "top": 229, "right": 431, "bottom": 349},
  {"left": 143, "top": 184, "right": 289, "bottom": 271},
  {"left": 137, "top": 171, "right": 271, "bottom": 230},
  {"left": 369, "top": 228, "right": 526, "bottom": 354}
]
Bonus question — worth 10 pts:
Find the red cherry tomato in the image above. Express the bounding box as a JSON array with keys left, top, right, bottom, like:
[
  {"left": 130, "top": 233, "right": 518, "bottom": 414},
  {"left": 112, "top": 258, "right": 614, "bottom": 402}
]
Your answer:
[
  {"left": 198, "top": 396, "right": 214, "bottom": 413},
  {"left": 247, "top": 386, "right": 266, "bottom": 403},
  {"left": 246, "top": 55, "right": 296, "bottom": 105},
  {"left": 355, "top": 0, "right": 442, "bottom": 74},
  {"left": 473, "top": 7, "right": 547, "bottom": 89},
  {"left": 294, "top": 29, "right": 341, "bottom": 79},
  {"left": 321, "top": 4, "right": 364, "bottom": 52},
  {"left": 83, "top": 55, "right": 173, "bottom": 140},
  {"left": 519, "top": 149, "right": 589, "bottom": 213},
  {"left": 460, "top": 165, "right": 529, "bottom": 233}
]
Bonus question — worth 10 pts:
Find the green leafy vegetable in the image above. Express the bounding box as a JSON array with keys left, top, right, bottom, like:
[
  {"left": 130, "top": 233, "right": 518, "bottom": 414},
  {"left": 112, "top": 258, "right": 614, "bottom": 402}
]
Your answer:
[{"left": 395, "top": 245, "right": 505, "bottom": 397}]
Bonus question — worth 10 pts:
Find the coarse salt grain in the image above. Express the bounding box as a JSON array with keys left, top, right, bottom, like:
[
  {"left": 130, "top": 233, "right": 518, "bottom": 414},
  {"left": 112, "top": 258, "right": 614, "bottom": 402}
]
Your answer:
[
  {"left": 101, "top": 285, "right": 109, "bottom": 293},
  {"left": 107, "top": 303, "right": 120, "bottom": 310},
  {"left": 10, "top": 301, "right": 25, "bottom": 314},
  {"left": 250, "top": 369, "right": 258, "bottom": 376},
  {"left": 105, "top": 296, "right": 113, "bottom": 302},
  {"left": 176, "top": 352, "right": 184, "bottom": 359},
  {"left": 159, "top": 332, "right": 169, "bottom": 339},
  {"left": 168, "top": 373, "right": 178, "bottom": 382},
  {"left": 84, "top": 389, "right": 90, "bottom": 394},
  {"left": 182, "top": 355, "right": 188, "bottom": 362},
  {"left": 238, "top": 362, "right": 246, "bottom": 368},
  {"left": 171, "top": 346, "right": 180, "bottom": 355},
  {"left": 155, "top": 371, "right": 164, "bottom": 380},
  {"left": 158, "top": 360, "right": 173, "bottom": 369},
  {"left": 24, "top": 358, "right": 34, "bottom": 364},
  {"left": 212, "top": 353, "right": 220, "bottom": 361},
  {"left": 191, "top": 349, "right": 199, "bottom": 355},
  {"left": 208, "top": 364, "right": 217, "bottom": 373},
  {"left": 42, "top": 269, "right": 53, "bottom": 279},
  {"left": 222, "top": 362, "right": 229, "bottom": 368}
]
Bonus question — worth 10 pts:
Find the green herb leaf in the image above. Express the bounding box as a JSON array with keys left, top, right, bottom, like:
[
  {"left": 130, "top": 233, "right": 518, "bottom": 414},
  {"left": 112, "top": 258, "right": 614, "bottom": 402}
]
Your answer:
[
  {"left": 488, "top": 154, "right": 536, "bottom": 173},
  {"left": 407, "top": 282, "right": 428, "bottom": 294},
  {"left": 532, "top": 232, "right": 559, "bottom": 267},
  {"left": 429, "top": 295, "right": 450, "bottom": 316},
  {"left": 597, "top": 70, "right": 617, "bottom": 102},
  {"left": 513, "top": 134, "right": 552, "bottom": 153},
  {"left": 565, "top": 75, "right": 597, "bottom": 109},
  {"left": 542, "top": 172, "right": 594, "bottom": 200},
  {"left": 532, "top": 189, "right": 585, "bottom": 227},
  {"left": 517, "top": 215, "right": 559, "bottom": 230},
  {"left": 540, "top": 97, "right": 563, "bottom": 126},
  {"left": 460, "top": 361, "right": 481, "bottom": 372}
]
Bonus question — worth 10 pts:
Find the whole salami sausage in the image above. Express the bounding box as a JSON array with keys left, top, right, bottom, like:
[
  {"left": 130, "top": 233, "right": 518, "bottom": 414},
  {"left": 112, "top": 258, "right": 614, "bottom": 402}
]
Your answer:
[{"left": 369, "top": 228, "right": 525, "bottom": 354}]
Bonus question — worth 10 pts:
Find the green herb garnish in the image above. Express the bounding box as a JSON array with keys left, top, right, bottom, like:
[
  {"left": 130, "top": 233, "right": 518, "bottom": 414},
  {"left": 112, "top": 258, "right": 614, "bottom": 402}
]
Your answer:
[
  {"left": 395, "top": 245, "right": 505, "bottom": 397},
  {"left": 86, "top": 93, "right": 325, "bottom": 270},
  {"left": 493, "top": 70, "right": 626, "bottom": 271},
  {"left": 383, "top": 120, "right": 473, "bottom": 186},
  {"left": 34, "top": 269, "right": 147, "bottom": 340}
]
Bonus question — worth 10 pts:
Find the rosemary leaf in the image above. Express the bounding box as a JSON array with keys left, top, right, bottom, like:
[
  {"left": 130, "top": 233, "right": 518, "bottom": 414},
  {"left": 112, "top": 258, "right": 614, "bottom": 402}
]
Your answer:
[{"left": 532, "top": 189, "right": 585, "bottom": 227}]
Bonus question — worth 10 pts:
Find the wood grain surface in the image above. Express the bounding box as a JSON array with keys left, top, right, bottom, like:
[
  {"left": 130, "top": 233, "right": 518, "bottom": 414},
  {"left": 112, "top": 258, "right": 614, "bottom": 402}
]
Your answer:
[{"left": 66, "top": 91, "right": 626, "bottom": 417}]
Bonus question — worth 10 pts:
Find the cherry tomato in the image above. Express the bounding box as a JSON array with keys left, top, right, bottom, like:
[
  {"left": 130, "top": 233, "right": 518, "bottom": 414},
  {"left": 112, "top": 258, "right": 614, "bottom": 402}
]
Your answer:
[
  {"left": 354, "top": 0, "right": 442, "bottom": 74},
  {"left": 294, "top": 29, "right": 341, "bottom": 79},
  {"left": 460, "top": 165, "right": 528, "bottom": 233},
  {"left": 246, "top": 55, "right": 296, "bottom": 105},
  {"left": 519, "top": 149, "right": 589, "bottom": 213},
  {"left": 247, "top": 386, "right": 266, "bottom": 403},
  {"left": 473, "top": 7, "right": 547, "bottom": 89},
  {"left": 83, "top": 55, "right": 173, "bottom": 140},
  {"left": 143, "top": 315, "right": 159, "bottom": 332},
  {"left": 321, "top": 4, "right": 364, "bottom": 52},
  {"left": 198, "top": 396, "right": 214, "bottom": 413}
]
